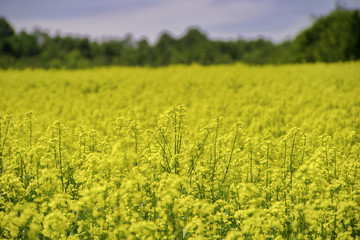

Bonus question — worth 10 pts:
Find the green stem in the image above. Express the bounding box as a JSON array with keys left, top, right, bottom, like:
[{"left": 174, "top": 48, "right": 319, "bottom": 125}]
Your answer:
[
  {"left": 250, "top": 140, "right": 253, "bottom": 183},
  {"left": 334, "top": 150, "right": 337, "bottom": 179},
  {"left": 216, "top": 125, "right": 239, "bottom": 200},
  {"left": 283, "top": 139, "right": 287, "bottom": 181},
  {"left": 211, "top": 118, "right": 220, "bottom": 184},
  {"left": 153, "top": 132, "right": 171, "bottom": 173},
  {"left": 301, "top": 135, "right": 306, "bottom": 165},
  {"left": 57, "top": 122, "right": 65, "bottom": 192},
  {"left": 289, "top": 131, "right": 297, "bottom": 189},
  {"left": 0, "top": 117, "right": 11, "bottom": 174},
  {"left": 266, "top": 143, "right": 270, "bottom": 188}
]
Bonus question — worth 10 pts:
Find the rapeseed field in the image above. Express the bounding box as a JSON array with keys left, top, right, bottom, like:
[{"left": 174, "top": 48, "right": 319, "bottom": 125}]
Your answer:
[{"left": 0, "top": 62, "right": 359, "bottom": 239}]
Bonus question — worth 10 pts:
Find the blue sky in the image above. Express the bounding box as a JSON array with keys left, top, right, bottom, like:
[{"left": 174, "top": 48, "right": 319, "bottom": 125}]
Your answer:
[{"left": 0, "top": 0, "right": 359, "bottom": 43}]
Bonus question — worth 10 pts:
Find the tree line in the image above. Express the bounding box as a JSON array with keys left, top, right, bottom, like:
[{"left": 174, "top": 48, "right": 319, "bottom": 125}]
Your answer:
[{"left": 0, "top": 6, "right": 359, "bottom": 68}]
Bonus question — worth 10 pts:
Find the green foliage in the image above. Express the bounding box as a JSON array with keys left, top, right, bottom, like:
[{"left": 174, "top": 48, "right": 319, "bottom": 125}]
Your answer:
[
  {"left": 293, "top": 7, "right": 360, "bottom": 62},
  {"left": 0, "top": 7, "right": 359, "bottom": 68},
  {"left": 0, "top": 17, "right": 16, "bottom": 56}
]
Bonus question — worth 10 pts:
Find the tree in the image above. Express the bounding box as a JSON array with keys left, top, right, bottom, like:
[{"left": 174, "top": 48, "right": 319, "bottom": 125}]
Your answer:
[
  {"left": 292, "top": 7, "right": 360, "bottom": 62},
  {"left": 0, "top": 17, "right": 14, "bottom": 38},
  {"left": 18, "top": 31, "right": 40, "bottom": 57},
  {"left": 0, "top": 17, "right": 16, "bottom": 55},
  {"left": 154, "top": 32, "right": 177, "bottom": 65}
]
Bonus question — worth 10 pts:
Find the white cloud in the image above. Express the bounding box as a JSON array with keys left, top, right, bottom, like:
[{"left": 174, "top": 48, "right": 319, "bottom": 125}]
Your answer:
[
  {"left": 5, "top": 0, "right": 358, "bottom": 43},
  {"left": 9, "top": 0, "right": 274, "bottom": 43}
]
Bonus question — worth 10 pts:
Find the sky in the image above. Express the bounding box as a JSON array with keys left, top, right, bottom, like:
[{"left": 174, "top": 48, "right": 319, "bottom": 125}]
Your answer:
[{"left": 0, "top": 0, "right": 359, "bottom": 43}]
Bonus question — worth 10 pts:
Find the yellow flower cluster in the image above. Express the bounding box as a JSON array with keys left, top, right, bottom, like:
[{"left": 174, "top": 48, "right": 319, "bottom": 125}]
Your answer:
[{"left": 0, "top": 62, "right": 359, "bottom": 239}]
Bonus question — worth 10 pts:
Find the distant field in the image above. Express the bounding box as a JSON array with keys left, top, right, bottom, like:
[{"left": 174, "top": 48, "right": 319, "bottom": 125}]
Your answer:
[{"left": 0, "top": 63, "right": 359, "bottom": 239}]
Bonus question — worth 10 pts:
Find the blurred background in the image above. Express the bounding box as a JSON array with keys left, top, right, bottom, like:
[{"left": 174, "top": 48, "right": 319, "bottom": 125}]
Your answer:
[{"left": 0, "top": 0, "right": 359, "bottom": 68}]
